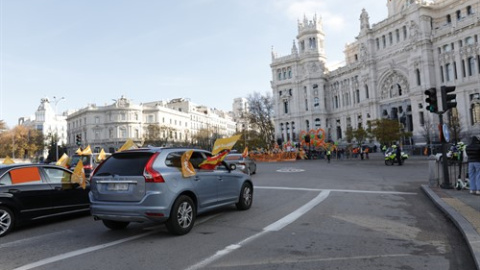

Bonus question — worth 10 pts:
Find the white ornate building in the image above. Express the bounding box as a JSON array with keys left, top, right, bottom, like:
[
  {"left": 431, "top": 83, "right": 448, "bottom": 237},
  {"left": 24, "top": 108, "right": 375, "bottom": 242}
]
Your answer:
[
  {"left": 271, "top": 0, "right": 480, "bottom": 145},
  {"left": 66, "top": 96, "right": 236, "bottom": 154},
  {"left": 19, "top": 97, "right": 68, "bottom": 158}
]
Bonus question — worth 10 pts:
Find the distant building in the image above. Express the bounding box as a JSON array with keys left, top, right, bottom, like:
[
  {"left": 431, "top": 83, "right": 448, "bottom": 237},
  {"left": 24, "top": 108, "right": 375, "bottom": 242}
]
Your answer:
[
  {"left": 19, "top": 97, "right": 67, "bottom": 158},
  {"left": 66, "top": 96, "right": 236, "bottom": 154},
  {"left": 271, "top": 0, "right": 480, "bottom": 145}
]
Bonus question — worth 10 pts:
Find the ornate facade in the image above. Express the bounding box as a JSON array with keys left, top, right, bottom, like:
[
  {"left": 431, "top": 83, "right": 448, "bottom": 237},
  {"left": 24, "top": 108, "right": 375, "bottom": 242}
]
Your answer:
[
  {"left": 66, "top": 96, "right": 236, "bottom": 154},
  {"left": 271, "top": 0, "right": 480, "bottom": 145}
]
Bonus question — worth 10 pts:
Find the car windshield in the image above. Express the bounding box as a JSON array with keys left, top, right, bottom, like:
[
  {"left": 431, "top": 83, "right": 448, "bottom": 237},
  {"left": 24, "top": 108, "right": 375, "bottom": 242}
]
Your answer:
[{"left": 94, "top": 152, "right": 154, "bottom": 176}]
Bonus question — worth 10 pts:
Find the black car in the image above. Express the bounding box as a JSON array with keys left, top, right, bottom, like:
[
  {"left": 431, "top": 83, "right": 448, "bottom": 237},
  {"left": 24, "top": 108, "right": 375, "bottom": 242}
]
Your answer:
[{"left": 0, "top": 164, "right": 90, "bottom": 237}]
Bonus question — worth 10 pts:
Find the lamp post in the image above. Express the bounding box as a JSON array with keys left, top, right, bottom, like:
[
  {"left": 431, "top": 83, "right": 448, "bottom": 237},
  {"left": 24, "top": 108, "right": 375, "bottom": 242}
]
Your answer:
[{"left": 52, "top": 96, "right": 65, "bottom": 161}]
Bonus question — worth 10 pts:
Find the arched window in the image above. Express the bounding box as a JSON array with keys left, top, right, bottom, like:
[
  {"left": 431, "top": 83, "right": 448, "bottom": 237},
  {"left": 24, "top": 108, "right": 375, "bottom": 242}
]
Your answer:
[{"left": 288, "top": 68, "right": 292, "bottom": 78}]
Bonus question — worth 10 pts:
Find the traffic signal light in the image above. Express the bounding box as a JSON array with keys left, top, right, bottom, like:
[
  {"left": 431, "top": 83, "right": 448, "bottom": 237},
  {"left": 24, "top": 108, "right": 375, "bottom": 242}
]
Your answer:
[
  {"left": 441, "top": 86, "right": 457, "bottom": 111},
  {"left": 424, "top": 88, "right": 438, "bottom": 113},
  {"left": 76, "top": 134, "right": 82, "bottom": 146}
]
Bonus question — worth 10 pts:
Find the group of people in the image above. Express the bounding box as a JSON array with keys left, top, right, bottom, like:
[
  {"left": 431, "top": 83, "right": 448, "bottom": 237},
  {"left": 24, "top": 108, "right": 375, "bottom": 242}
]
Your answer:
[{"left": 466, "top": 135, "right": 480, "bottom": 195}]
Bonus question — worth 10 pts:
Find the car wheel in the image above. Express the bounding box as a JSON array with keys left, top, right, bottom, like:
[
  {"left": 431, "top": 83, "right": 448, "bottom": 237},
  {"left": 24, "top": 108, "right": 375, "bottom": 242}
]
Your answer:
[
  {"left": 0, "top": 206, "right": 14, "bottom": 237},
  {"left": 102, "top": 220, "right": 130, "bottom": 230},
  {"left": 166, "top": 195, "right": 196, "bottom": 235},
  {"left": 236, "top": 183, "right": 253, "bottom": 210}
]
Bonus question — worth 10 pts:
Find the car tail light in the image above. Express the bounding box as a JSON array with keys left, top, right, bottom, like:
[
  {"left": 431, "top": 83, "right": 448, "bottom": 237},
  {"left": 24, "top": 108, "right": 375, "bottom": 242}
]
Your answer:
[
  {"left": 144, "top": 152, "right": 164, "bottom": 183},
  {"left": 84, "top": 164, "right": 93, "bottom": 170}
]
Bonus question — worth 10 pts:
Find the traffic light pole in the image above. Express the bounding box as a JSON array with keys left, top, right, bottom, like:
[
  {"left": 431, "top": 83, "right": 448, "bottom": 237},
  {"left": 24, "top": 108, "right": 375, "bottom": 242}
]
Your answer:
[{"left": 438, "top": 113, "right": 453, "bottom": 189}]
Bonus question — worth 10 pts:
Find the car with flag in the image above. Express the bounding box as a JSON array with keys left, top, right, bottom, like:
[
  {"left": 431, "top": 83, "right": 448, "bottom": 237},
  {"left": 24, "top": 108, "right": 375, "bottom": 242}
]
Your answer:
[
  {"left": 224, "top": 153, "right": 257, "bottom": 175},
  {"left": 69, "top": 152, "right": 110, "bottom": 178},
  {"left": 0, "top": 164, "right": 90, "bottom": 237},
  {"left": 89, "top": 146, "right": 253, "bottom": 235}
]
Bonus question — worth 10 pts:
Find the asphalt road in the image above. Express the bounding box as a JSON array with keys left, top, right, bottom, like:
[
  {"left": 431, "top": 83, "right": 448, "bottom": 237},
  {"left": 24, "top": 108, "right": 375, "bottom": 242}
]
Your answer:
[{"left": 1, "top": 153, "right": 475, "bottom": 270}]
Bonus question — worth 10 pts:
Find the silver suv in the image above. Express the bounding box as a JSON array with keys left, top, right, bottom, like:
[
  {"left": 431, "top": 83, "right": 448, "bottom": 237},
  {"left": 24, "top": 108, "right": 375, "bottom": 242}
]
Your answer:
[{"left": 89, "top": 147, "right": 253, "bottom": 235}]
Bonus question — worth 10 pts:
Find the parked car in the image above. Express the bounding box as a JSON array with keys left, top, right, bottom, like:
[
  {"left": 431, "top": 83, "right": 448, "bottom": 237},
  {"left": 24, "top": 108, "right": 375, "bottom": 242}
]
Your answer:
[
  {"left": 224, "top": 153, "right": 257, "bottom": 175},
  {"left": 69, "top": 153, "right": 110, "bottom": 178},
  {"left": 0, "top": 164, "right": 90, "bottom": 237},
  {"left": 89, "top": 147, "right": 253, "bottom": 235}
]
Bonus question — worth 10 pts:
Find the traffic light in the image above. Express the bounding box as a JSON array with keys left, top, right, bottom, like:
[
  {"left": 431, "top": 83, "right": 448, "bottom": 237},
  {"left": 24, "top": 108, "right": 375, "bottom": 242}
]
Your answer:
[
  {"left": 441, "top": 85, "right": 457, "bottom": 111},
  {"left": 76, "top": 134, "right": 82, "bottom": 146},
  {"left": 424, "top": 88, "right": 438, "bottom": 113}
]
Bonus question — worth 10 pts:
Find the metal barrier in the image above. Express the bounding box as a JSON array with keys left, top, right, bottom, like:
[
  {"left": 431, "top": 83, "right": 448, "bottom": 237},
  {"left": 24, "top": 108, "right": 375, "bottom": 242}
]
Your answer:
[{"left": 431, "top": 156, "right": 469, "bottom": 189}]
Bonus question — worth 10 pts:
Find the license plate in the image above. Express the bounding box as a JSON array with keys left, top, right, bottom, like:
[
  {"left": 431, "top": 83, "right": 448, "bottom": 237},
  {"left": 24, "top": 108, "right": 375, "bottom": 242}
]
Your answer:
[{"left": 107, "top": 183, "right": 128, "bottom": 191}]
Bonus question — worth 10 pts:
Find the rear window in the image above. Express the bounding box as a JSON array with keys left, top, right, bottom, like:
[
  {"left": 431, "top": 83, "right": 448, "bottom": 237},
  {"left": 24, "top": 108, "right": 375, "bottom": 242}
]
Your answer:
[
  {"left": 94, "top": 152, "right": 154, "bottom": 176},
  {"left": 70, "top": 155, "right": 91, "bottom": 166}
]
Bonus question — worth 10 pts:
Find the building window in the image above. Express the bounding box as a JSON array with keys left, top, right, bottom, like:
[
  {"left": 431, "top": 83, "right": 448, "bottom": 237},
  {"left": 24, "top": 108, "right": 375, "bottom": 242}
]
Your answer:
[
  {"left": 446, "top": 14, "right": 451, "bottom": 24},
  {"left": 305, "top": 99, "right": 308, "bottom": 111},
  {"left": 287, "top": 68, "right": 292, "bottom": 79},
  {"left": 471, "top": 95, "right": 480, "bottom": 125},
  {"left": 466, "top": 36, "right": 474, "bottom": 45},
  {"left": 462, "top": 60, "right": 466, "bottom": 77},
  {"left": 376, "top": 38, "right": 380, "bottom": 50},
  {"left": 454, "top": 62, "right": 458, "bottom": 79},
  {"left": 389, "top": 32, "right": 393, "bottom": 44},
  {"left": 284, "top": 101, "right": 289, "bottom": 114},
  {"left": 440, "top": 66, "right": 445, "bottom": 82},
  {"left": 419, "top": 111, "right": 424, "bottom": 126},
  {"left": 314, "top": 97, "right": 319, "bottom": 107},
  {"left": 365, "top": 85, "right": 369, "bottom": 99},
  {"left": 382, "top": 35, "right": 386, "bottom": 48},
  {"left": 306, "top": 120, "right": 310, "bottom": 130},
  {"left": 355, "top": 89, "right": 360, "bottom": 103},
  {"left": 403, "top": 26, "right": 407, "bottom": 39},
  {"left": 315, "top": 118, "right": 321, "bottom": 127},
  {"left": 334, "top": 96, "right": 339, "bottom": 109},
  {"left": 396, "top": 29, "right": 400, "bottom": 42},
  {"left": 446, "top": 63, "right": 453, "bottom": 81},
  {"left": 468, "top": 57, "right": 475, "bottom": 76},
  {"left": 467, "top": 6, "right": 472, "bottom": 15},
  {"left": 456, "top": 10, "right": 461, "bottom": 20},
  {"left": 95, "top": 117, "right": 100, "bottom": 124},
  {"left": 416, "top": 69, "right": 421, "bottom": 85},
  {"left": 277, "top": 70, "right": 282, "bottom": 80}
]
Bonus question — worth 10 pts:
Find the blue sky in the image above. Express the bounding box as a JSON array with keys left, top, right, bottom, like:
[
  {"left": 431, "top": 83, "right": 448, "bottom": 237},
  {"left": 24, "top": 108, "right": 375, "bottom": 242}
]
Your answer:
[{"left": 0, "top": 0, "right": 388, "bottom": 128}]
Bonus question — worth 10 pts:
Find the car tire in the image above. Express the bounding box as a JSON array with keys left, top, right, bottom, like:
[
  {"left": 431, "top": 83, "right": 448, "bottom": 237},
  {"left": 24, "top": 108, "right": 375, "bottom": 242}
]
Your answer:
[
  {"left": 166, "top": 195, "right": 196, "bottom": 235},
  {"left": 0, "top": 206, "right": 14, "bottom": 237},
  {"left": 236, "top": 183, "right": 253, "bottom": 210},
  {"left": 102, "top": 220, "right": 130, "bottom": 230}
]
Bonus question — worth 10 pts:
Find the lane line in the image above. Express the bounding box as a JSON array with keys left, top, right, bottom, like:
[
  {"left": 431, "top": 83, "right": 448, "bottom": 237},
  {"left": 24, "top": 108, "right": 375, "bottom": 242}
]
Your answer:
[
  {"left": 255, "top": 186, "right": 417, "bottom": 195},
  {"left": 184, "top": 190, "right": 331, "bottom": 270}
]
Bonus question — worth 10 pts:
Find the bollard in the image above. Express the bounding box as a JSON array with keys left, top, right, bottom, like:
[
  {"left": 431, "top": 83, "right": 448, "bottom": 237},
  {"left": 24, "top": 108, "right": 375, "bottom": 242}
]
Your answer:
[{"left": 428, "top": 155, "right": 439, "bottom": 187}]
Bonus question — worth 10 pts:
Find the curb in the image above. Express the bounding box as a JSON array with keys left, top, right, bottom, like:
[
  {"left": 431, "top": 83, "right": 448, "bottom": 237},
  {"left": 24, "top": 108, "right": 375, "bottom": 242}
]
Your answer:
[{"left": 421, "top": 185, "right": 480, "bottom": 269}]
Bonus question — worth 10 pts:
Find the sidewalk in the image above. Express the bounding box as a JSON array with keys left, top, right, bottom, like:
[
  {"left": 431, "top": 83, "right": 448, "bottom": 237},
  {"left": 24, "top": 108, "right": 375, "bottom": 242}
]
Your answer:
[{"left": 421, "top": 184, "right": 480, "bottom": 269}]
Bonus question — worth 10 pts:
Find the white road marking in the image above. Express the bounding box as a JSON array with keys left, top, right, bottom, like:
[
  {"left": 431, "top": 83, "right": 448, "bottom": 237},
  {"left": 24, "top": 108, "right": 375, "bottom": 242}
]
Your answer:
[
  {"left": 183, "top": 190, "right": 331, "bottom": 270},
  {"left": 0, "top": 230, "right": 74, "bottom": 249},
  {"left": 255, "top": 186, "right": 417, "bottom": 195}
]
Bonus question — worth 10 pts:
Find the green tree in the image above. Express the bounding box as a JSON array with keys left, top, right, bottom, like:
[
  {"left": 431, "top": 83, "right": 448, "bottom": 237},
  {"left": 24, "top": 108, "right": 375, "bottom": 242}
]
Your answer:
[{"left": 368, "top": 119, "right": 411, "bottom": 145}]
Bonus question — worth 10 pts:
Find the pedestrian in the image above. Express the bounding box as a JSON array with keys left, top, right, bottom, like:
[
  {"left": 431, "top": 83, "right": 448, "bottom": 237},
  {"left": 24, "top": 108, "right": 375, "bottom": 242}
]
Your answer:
[
  {"left": 395, "top": 144, "right": 402, "bottom": 165},
  {"left": 326, "top": 149, "right": 331, "bottom": 163},
  {"left": 466, "top": 135, "right": 480, "bottom": 195},
  {"left": 365, "top": 147, "right": 369, "bottom": 159}
]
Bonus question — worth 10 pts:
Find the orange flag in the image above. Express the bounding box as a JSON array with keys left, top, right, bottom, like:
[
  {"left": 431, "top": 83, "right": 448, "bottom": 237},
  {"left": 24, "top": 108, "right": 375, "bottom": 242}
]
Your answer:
[
  {"left": 199, "top": 150, "right": 230, "bottom": 170},
  {"left": 181, "top": 150, "right": 196, "bottom": 177},
  {"left": 242, "top": 147, "right": 249, "bottom": 158}
]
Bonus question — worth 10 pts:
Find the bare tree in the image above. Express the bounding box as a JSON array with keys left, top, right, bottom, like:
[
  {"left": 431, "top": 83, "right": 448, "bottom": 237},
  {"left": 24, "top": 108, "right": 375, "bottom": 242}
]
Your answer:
[{"left": 247, "top": 92, "right": 275, "bottom": 148}]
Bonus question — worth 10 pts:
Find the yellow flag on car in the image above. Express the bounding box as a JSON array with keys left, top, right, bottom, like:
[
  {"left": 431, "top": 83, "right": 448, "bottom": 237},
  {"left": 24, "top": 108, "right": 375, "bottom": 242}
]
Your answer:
[
  {"left": 118, "top": 139, "right": 138, "bottom": 152},
  {"left": 3, "top": 156, "right": 14, "bottom": 164},
  {"left": 180, "top": 150, "right": 196, "bottom": 177},
  {"left": 97, "top": 148, "right": 107, "bottom": 162},
  {"left": 81, "top": 145, "right": 92, "bottom": 155},
  {"left": 211, "top": 135, "right": 241, "bottom": 155},
  {"left": 71, "top": 160, "right": 87, "bottom": 189},
  {"left": 56, "top": 153, "right": 69, "bottom": 167},
  {"left": 75, "top": 148, "right": 82, "bottom": 154}
]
